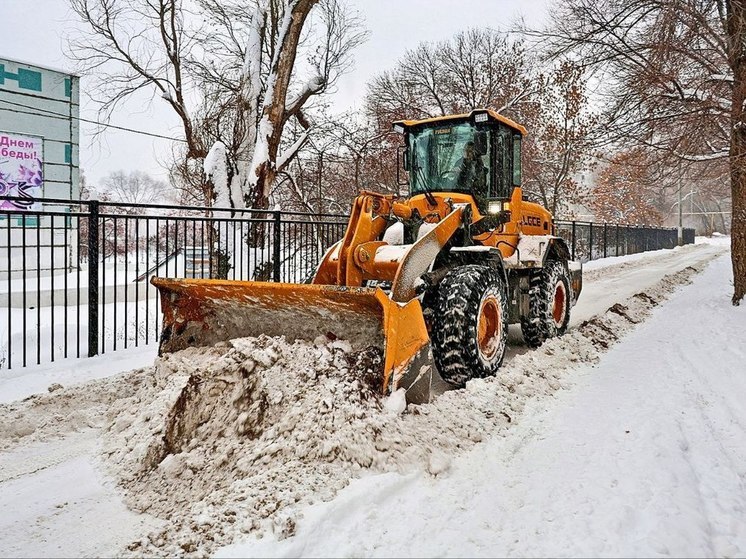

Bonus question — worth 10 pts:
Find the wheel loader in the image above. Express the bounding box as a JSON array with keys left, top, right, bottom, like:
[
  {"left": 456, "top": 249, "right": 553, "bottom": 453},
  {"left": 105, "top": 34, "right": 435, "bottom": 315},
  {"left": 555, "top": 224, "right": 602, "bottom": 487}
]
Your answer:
[{"left": 152, "top": 109, "right": 582, "bottom": 403}]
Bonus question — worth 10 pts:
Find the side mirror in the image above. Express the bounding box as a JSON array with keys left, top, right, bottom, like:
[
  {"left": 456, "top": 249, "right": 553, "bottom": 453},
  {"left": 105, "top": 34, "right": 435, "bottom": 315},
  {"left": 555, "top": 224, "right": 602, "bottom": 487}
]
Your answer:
[{"left": 474, "top": 131, "right": 488, "bottom": 156}]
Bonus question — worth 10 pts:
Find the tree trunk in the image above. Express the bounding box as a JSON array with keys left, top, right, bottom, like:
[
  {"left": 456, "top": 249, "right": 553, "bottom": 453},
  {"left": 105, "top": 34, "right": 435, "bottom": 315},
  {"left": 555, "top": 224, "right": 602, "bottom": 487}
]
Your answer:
[
  {"left": 727, "top": 0, "right": 746, "bottom": 305},
  {"left": 731, "top": 143, "right": 746, "bottom": 304},
  {"left": 247, "top": 184, "right": 270, "bottom": 250}
]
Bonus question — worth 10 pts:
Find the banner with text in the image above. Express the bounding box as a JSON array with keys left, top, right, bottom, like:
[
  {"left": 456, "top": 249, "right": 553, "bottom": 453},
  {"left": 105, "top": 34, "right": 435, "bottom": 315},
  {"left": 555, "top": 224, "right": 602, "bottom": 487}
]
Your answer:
[{"left": 0, "top": 132, "right": 43, "bottom": 210}]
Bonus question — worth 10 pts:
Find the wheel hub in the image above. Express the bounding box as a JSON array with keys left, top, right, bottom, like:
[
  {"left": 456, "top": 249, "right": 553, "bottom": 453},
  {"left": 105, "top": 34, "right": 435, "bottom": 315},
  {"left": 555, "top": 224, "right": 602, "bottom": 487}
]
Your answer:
[
  {"left": 552, "top": 282, "right": 567, "bottom": 326},
  {"left": 477, "top": 294, "right": 502, "bottom": 361}
]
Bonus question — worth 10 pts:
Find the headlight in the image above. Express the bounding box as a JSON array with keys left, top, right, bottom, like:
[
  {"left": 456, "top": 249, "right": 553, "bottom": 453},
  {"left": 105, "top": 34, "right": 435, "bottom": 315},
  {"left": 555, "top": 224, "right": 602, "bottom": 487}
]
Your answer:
[{"left": 488, "top": 200, "right": 501, "bottom": 214}]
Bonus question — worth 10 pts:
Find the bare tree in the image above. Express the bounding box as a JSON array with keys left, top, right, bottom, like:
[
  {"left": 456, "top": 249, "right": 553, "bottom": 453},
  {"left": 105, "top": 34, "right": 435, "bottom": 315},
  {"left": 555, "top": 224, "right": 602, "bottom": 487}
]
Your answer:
[
  {"left": 589, "top": 150, "right": 665, "bottom": 225},
  {"left": 91, "top": 170, "right": 173, "bottom": 259},
  {"left": 98, "top": 170, "right": 172, "bottom": 205},
  {"left": 522, "top": 61, "right": 599, "bottom": 215},
  {"left": 191, "top": 0, "right": 367, "bottom": 211},
  {"left": 531, "top": 0, "right": 745, "bottom": 304},
  {"left": 726, "top": 0, "right": 746, "bottom": 304},
  {"left": 364, "top": 28, "right": 598, "bottom": 215},
  {"left": 367, "top": 29, "right": 539, "bottom": 123},
  {"left": 68, "top": 0, "right": 367, "bottom": 210},
  {"left": 68, "top": 0, "right": 203, "bottom": 155}
]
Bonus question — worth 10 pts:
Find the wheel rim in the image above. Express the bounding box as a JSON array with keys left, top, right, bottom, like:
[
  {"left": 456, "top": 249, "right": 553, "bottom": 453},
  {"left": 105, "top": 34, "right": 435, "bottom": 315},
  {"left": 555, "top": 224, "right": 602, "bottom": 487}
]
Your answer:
[
  {"left": 477, "top": 294, "right": 502, "bottom": 361},
  {"left": 552, "top": 282, "right": 567, "bottom": 327}
]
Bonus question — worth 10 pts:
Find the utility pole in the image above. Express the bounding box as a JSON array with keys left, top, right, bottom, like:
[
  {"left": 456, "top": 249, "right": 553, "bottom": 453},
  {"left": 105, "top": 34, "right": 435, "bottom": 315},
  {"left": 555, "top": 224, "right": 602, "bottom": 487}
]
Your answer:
[{"left": 678, "top": 176, "right": 683, "bottom": 246}]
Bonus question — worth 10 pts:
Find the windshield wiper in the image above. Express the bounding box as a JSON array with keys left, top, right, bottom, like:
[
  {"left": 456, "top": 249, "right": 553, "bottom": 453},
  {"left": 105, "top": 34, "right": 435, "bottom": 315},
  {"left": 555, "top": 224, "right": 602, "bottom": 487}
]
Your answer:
[{"left": 413, "top": 160, "right": 437, "bottom": 207}]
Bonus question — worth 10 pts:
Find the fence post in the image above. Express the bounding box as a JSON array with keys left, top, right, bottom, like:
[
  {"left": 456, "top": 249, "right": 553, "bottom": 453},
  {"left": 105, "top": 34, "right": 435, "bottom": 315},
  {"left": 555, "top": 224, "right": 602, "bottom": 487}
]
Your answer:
[
  {"left": 616, "top": 225, "right": 620, "bottom": 256},
  {"left": 571, "top": 221, "right": 576, "bottom": 260},
  {"left": 87, "top": 200, "right": 100, "bottom": 357},
  {"left": 603, "top": 223, "right": 607, "bottom": 258},
  {"left": 272, "top": 210, "right": 281, "bottom": 282}
]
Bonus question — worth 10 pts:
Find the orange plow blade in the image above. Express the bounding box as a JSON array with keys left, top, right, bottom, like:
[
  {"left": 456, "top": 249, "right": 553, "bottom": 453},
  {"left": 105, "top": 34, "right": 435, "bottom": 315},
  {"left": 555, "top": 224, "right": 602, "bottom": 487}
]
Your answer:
[{"left": 151, "top": 277, "right": 439, "bottom": 400}]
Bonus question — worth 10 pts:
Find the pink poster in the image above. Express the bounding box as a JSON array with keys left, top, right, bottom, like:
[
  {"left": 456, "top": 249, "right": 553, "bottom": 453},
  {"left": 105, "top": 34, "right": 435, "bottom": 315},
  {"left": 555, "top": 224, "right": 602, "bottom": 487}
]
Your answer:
[{"left": 0, "top": 132, "right": 43, "bottom": 210}]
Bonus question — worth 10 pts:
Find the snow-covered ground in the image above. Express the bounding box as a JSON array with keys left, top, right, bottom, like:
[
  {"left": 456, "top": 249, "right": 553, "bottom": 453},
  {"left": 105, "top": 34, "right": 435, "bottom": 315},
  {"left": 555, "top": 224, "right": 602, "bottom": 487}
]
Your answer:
[
  {"left": 1, "top": 238, "right": 742, "bottom": 558},
  {"left": 220, "top": 244, "right": 744, "bottom": 558}
]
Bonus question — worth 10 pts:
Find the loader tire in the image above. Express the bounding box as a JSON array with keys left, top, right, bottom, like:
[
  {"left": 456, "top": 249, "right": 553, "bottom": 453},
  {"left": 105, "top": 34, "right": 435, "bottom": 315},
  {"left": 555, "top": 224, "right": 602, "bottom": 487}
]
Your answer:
[
  {"left": 432, "top": 265, "right": 508, "bottom": 388},
  {"left": 521, "top": 260, "right": 571, "bottom": 348}
]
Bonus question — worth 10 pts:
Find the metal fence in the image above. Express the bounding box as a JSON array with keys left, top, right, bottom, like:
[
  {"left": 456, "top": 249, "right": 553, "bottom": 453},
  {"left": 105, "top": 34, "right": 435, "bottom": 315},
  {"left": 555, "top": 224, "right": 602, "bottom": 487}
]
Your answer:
[
  {"left": 554, "top": 220, "right": 695, "bottom": 261},
  {"left": 0, "top": 196, "right": 695, "bottom": 370}
]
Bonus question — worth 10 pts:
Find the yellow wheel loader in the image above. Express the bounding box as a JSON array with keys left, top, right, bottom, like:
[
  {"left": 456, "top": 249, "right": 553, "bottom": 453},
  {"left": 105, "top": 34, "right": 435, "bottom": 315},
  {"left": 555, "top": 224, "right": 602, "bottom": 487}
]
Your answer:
[{"left": 152, "top": 109, "right": 582, "bottom": 403}]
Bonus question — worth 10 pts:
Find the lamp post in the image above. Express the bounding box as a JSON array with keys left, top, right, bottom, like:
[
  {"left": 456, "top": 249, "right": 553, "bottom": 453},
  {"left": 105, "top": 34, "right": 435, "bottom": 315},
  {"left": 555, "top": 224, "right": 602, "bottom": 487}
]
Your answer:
[
  {"left": 678, "top": 179, "right": 683, "bottom": 246},
  {"left": 671, "top": 186, "right": 696, "bottom": 246}
]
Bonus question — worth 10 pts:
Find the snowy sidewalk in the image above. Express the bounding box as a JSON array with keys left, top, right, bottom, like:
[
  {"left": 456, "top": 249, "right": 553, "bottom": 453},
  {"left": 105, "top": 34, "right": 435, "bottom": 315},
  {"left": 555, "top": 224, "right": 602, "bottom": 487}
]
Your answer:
[{"left": 219, "top": 253, "right": 746, "bottom": 558}]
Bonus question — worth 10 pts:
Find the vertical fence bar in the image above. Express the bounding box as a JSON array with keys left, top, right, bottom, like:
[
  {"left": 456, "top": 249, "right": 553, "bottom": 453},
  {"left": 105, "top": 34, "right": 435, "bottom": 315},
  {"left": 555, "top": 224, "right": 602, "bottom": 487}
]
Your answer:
[
  {"left": 239, "top": 220, "right": 244, "bottom": 280},
  {"left": 50, "top": 214, "right": 55, "bottom": 362},
  {"left": 36, "top": 214, "right": 41, "bottom": 364},
  {"left": 155, "top": 216, "right": 160, "bottom": 338},
  {"left": 164, "top": 218, "right": 170, "bottom": 277},
  {"left": 87, "top": 200, "right": 100, "bottom": 357},
  {"left": 62, "top": 210, "right": 69, "bottom": 357},
  {"left": 76, "top": 212, "right": 81, "bottom": 358},
  {"left": 191, "top": 219, "right": 197, "bottom": 280},
  {"left": 6, "top": 216, "right": 11, "bottom": 368},
  {"left": 146, "top": 217, "right": 150, "bottom": 344},
  {"left": 603, "top": 223, "right": 607, "bottom": 259},
  {"left": 22, "top": 215, "right": 26, "bottom": 367},
  {"left": 135, "top": 217, "right": 140, "bottom": 347},
  {"left": 616, "top": 224, "right": 620, "bottom": 257},
  {"left": 232, "top": 220, "right": 237, "bottom": 281},
  {"left": 124, "top": 217, "right": 129, "bottom": 349},
  {"left": 113, "top": 216, "right": 118, "bottom": 351},
  {"left": 273, "top": 211, "right": 281, "bottom": 282},
  {"left": 571, "top": 221, "right": 576, "bottom": 261},
  {"left": 183, "top": 219, "right": 188, "bottom": 278}
]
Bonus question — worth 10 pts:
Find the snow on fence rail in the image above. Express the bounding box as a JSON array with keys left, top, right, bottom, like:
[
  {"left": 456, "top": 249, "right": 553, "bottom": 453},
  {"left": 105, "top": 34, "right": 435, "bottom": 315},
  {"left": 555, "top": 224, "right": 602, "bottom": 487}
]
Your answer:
[{"left": 0, "top": 196, "right": 694, "bottom": 370}]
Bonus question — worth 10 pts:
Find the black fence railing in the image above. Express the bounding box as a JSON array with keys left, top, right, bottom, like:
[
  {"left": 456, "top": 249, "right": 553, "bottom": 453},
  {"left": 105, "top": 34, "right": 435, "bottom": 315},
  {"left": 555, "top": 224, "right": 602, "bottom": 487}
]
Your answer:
[
  {"left": 554, "top": 220, "right": 695, "bottom": 261},
  {"left": 0, "top": 196, "right": 695, "bottom": 370}
]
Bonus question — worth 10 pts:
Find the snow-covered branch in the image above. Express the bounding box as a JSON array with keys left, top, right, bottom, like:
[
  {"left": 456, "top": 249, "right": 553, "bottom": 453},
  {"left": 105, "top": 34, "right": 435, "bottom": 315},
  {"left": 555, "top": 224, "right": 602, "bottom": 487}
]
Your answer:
[
  {"left": 672, "top": 149, "right": 729, "bottom": 161},
  {"left": 204, "top": 141, "right": 230, "bottom": 209},
  {"left": 285, "top": 75, "right": 325, "bottom": 121},
  {"left": 277, "top": 131, "right": 311, "bottom": 172}
]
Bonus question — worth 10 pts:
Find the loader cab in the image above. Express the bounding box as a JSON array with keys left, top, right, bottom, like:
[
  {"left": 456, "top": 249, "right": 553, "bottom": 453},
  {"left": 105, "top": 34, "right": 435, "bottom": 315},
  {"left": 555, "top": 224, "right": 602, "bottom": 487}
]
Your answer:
[{"left": 394, "top": 109, "right": 526, "bottom": 210}]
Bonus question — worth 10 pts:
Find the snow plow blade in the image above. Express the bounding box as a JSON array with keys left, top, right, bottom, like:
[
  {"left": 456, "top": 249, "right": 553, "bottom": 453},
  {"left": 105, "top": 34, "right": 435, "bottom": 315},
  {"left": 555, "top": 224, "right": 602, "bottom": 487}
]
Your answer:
[{"left": 151, "top": 277, "right": 437, "bottom": 400}]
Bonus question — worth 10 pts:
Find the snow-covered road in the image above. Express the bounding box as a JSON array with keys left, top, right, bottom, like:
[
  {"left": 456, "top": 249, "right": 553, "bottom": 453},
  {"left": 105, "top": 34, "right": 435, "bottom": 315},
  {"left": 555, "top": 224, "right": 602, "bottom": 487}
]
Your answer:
[
  {"left": 0, "top": 239, "right": 740, "bottom": 558},
  {"left": 0, "top": 432, "right": 162, "bottom": 558},
  {"left": 572, "top": 240, "right": 726, "bottom": 324},
  {"left": 218, "top": 249, "right": 745, "bottom": 558}
]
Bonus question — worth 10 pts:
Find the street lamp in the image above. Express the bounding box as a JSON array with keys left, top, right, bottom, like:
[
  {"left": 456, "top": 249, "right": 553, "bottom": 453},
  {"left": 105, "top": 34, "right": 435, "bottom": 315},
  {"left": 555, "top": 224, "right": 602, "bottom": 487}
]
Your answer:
[{"left": 671, "top": 184, "right": 696, "bottom": 246}]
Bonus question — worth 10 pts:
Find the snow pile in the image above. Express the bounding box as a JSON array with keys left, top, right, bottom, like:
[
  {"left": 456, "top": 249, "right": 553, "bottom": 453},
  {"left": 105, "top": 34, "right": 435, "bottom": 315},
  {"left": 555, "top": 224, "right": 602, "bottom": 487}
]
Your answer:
[
  {"left": 102, "top": 336, "right": 393, "bottom": 556},
  {"left": 0, "top": 368, "right": 151, "bottom": 452},
  {"left": 94, "top": 255, "right": 715, "bottom": 557}
]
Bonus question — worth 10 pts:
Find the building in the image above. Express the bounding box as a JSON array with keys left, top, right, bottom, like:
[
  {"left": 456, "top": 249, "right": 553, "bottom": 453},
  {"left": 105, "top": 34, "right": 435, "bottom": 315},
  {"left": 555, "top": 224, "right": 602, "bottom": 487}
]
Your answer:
[{"left": 0, "top": 57, "right": 80, "bottom": 278}]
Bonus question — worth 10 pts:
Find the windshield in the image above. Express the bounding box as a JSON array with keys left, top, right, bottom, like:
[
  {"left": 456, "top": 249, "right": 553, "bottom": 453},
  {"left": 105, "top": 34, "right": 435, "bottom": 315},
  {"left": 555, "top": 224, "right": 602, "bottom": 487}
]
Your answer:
[{"left": 409, "top": 122, "right": 492, "bottom": 197}]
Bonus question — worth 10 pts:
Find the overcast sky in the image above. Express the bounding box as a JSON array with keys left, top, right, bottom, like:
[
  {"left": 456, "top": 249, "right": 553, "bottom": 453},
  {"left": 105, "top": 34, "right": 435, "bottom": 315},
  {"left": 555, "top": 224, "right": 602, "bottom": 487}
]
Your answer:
[{"left": 1, "top": 0, "right": 549, "bottom": 189}]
